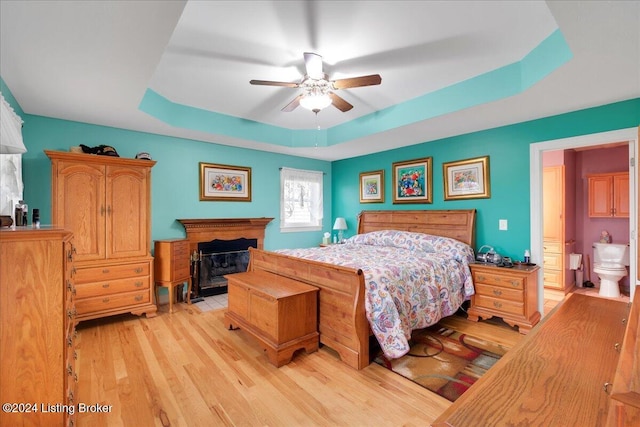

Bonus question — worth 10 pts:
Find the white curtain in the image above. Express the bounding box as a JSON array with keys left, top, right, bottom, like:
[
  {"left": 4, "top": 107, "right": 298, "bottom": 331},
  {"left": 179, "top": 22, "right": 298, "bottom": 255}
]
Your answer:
[
  {"left": 280, "top": 167, "right": 324, "bottom": 231},
  {"left": 0, "top": 91, "right": 25, "bottom": 217},
  {"left": 0, "top": 91, "right": 26, "bottom": 154}
]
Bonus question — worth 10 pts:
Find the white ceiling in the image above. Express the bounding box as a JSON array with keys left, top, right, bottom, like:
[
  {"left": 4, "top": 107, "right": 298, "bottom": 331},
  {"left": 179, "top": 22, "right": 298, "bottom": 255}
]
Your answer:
[{"left": 1, "top": 1, "right": 638, "bottom": 161}]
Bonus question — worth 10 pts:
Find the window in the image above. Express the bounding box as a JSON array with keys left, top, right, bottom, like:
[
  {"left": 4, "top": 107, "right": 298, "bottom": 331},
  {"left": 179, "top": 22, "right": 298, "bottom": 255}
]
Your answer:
[{"left": 280, "top": 167, "right": 323, "bottom": 232}]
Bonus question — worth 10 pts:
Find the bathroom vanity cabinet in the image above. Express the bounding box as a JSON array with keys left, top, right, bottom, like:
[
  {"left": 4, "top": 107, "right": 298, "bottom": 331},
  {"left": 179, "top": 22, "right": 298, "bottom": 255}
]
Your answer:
[{"left": 588, "top": 172, "right": 629, "bottom": 218}]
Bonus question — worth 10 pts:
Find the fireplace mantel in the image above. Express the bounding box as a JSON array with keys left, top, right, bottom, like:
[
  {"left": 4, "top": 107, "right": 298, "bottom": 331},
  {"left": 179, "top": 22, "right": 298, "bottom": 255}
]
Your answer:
[{"left": 178, "top": 217, "right": 273, "bottom": 253}]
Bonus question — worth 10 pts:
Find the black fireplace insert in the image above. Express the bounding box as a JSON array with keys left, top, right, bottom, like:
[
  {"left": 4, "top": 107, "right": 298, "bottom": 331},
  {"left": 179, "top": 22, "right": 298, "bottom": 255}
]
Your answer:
[{"left": 193, "top": 238, "right": 257, "bottom": 298}]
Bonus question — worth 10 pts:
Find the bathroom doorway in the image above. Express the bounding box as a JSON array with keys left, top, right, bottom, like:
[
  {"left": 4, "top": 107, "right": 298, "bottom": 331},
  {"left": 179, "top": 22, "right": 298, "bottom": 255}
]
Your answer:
[{"left": 531, "top": 127, "right": 638, "bottom": 314}]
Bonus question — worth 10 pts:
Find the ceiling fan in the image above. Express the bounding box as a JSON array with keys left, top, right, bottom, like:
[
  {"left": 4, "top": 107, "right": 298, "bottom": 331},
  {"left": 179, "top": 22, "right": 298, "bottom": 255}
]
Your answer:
[{"left": 250, "top": 52, "right": 382, "bottom": 113}]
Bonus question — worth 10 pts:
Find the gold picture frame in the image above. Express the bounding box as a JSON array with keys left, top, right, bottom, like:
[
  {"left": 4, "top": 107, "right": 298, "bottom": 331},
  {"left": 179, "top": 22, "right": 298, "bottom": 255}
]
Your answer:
[
  {"left": 199, "top": 162, "right": 251, "bottom": 201},
  {"left": 359, "top": 170, "right": 385, "bottom": 203},
  {"left": 443, "top": 156, "right": 490, "bottom": 200},
  {"left": 392, "top": 157, "right": 433, "bottom": 204}
]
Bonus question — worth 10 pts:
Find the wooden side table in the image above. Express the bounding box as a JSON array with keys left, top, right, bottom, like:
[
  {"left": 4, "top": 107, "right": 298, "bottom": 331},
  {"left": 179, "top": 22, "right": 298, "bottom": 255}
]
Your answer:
[
  {"left": 154, "top": 239, "right": 192, "bottom": 313},
  {"left": 467, "top": 262, "right": 541, "bottom": 334},
  {"left": 224, "top": 270, "right": 319, "bottom": 367}
]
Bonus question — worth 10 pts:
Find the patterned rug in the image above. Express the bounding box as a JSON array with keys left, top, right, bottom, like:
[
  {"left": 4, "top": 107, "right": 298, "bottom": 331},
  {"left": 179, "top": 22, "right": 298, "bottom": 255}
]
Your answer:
[{"left": 374, "top": 323, "right": 510, "bottom": 402}]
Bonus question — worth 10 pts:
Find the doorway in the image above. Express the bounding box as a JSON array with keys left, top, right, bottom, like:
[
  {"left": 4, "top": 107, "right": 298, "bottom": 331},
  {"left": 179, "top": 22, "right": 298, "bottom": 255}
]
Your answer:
[{"left": 530, "top": 127, "right": 638, "bottom": 314}]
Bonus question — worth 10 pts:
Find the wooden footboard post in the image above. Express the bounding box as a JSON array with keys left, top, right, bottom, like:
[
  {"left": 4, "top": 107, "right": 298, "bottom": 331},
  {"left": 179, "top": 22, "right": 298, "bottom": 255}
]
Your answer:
[{"left": 248, "top": 248, "right": 370, "bottom": 370}]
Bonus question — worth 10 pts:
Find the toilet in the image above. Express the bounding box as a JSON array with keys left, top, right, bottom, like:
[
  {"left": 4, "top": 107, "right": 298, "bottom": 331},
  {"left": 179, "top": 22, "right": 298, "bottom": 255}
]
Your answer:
[{"left": 592, "top": 243, "right": 630, "bottom": 298}]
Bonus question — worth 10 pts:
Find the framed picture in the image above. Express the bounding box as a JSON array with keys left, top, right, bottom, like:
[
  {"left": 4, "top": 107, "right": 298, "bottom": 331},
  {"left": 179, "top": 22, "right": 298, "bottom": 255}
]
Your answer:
[
  {"left": 443, "top": 156, "right": 490, "bottom": 200},
  {"left": 392, "top": 157, "right": 432, "bottom": 204},
  {"left": 199, "top": 162, "right": 251, "bottom": 201},
  {"left": 359, "top": 170, "right": 385, "bottom": 203}
]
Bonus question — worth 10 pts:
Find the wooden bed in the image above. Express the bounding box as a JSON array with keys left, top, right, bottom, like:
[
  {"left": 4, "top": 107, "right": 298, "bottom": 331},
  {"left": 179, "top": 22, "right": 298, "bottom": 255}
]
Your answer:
[{"left": 248, "top": 209, "right": 476, "bottom": 370}]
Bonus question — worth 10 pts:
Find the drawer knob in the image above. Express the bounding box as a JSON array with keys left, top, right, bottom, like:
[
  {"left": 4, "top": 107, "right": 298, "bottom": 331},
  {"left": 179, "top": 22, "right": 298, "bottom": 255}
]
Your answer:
[
  {"left": 622, "top": 318, "right": 627, "bottom": 325},
  {"left": 509, "top": 280, "right": 519, "bottom": 287},
  {"left": 134, "top": 267, "right": 143, "bottom": 274},
  {"left": 102, "top": 283, "right": 110, "bottom": 288},
  {"left": 102, "top": 298, "right": 110, "bottom": 303},
  {"left": 134, "top": 281, "right": 143, "bottom": 287},
  {"left": 67, "top": 364, "right": 73, "bottom": 376},
  {"left": 68, "top": 390, "right": 74, "bottom": 405},
  {"left": 135, "top": 295, "right": 143, "bottom": 302},
  {"left": 603, "top": 382, "right": 611, "bottom": 394},
  {"left": 493, "top": 301, "right": 503, "bottom": 309},
  {"left": 614, "top": 343, "right": 620, "bottom": 352},
  {"left": 67, "top": 309, "right": 76, "bottom": 319},
  {"left": 493, "top": 289, "right": 503, "bottom": 296},
  {"left": 102, "top": 268, "right": 110, "bottom": 274},
  {"left": 477, "top": 275, "right": 486, "bottom": 281}
]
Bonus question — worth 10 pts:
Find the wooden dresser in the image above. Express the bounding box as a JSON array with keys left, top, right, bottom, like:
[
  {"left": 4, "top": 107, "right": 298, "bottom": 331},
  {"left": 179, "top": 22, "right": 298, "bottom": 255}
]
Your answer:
[
  {"left": 46, "top": 150, "right": 156, "bottom": 321},
  {"left": 467, "top": 263, "right": 541, "bottom": 333},
  {"left": 0, "top": 227, "right": 77, "bottom": 427},
  {"left": 432, "top": 292, "right": 639, "bottom": 427},
  {"left": 224, "top": 271, "right": 319, "bottom": 367},
  {"left": 154, "top": 239, "right": 192, "bottom": 312}
]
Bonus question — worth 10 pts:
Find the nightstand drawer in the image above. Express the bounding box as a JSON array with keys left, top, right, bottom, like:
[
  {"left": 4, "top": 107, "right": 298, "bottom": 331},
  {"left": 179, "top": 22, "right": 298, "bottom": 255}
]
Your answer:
[
  {"left": 474, "top": 283, "right": 523, "bottom": 302},
  {"left": 473, "top": 271, "right": 524, "bottom": 290},
  {"left": 473, "top": 294, "right": 524, "bottom": 316}
]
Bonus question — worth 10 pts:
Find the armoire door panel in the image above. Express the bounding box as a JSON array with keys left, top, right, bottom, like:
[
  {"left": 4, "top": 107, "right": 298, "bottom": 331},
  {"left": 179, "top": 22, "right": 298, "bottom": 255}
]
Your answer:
[
  {"left": 106, "top": 165, "right": 148, "bottom": 259},
  {"left": 55, "top": 162, "right": 106, "bottom": 261}
]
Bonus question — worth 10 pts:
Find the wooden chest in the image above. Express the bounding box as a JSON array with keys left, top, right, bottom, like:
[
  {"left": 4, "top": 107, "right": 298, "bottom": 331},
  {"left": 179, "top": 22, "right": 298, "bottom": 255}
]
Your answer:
[
  {"left": 467, "top": 263, "right": 541, "bottom": 334},
  {"left": 224, "top": 271, "right": 319, "bottom": 367}
]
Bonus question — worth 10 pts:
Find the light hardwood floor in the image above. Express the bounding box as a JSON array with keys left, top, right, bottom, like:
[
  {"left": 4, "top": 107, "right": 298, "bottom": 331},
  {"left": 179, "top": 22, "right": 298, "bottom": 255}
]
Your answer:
[{"left": 76, "top": 304, "right": 452, "bottom": 427}]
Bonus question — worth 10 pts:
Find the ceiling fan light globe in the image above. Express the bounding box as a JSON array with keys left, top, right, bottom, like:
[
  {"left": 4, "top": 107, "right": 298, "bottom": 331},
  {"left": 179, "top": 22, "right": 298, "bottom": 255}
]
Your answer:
[{"left": 299, "top": 94, "right": 332, "bottom": 111}]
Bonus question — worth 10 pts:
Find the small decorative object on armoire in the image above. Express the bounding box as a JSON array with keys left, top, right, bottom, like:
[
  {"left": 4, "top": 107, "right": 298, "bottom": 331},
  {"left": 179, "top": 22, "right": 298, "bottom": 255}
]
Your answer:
[{"left": 46, "top": 150, "right": 157, "bottom": 321}]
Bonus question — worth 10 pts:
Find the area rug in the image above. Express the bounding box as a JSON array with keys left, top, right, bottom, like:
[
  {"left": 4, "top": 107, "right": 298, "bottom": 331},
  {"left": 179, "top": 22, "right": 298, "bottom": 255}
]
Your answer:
[{"left": 374, "top": 323, "right": 510, "bottom": 402}]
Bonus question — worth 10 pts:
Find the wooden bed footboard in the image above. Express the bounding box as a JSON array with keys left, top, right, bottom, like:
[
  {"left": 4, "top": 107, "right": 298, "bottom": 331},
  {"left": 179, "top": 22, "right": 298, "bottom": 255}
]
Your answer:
[{"left": 248, "top": 248, "right": 370, "bottom": 370}]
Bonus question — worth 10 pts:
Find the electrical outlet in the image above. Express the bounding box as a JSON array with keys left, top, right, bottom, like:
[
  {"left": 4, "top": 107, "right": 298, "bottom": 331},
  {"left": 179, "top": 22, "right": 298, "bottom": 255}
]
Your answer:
[{"left": 499, "top": 219, "right": 508, "bottom": 230}]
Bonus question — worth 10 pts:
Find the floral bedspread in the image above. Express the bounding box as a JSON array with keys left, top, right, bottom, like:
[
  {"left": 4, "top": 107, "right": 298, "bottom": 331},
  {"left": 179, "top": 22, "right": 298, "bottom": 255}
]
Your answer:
[{"left": 275, "top": 230, "right": 476, "bottom": 359}]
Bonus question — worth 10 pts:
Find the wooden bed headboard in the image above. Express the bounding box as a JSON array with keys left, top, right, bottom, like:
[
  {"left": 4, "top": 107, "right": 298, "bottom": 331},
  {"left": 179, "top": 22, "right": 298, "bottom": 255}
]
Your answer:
[{"left": 356, "top": 209, "right": 476, "bottom": 248}]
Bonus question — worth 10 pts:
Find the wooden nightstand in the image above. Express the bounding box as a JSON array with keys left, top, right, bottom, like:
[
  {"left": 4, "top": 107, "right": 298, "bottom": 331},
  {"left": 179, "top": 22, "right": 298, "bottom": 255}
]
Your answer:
[
  {"left": 467, "top": 263, "right": 541, "bottom": 334},
  {"left": 223, "top": 270, "right": 319, "bottom": 367},
  {"left": 154, "top": 239, "right": 192, "bottom": 313}
]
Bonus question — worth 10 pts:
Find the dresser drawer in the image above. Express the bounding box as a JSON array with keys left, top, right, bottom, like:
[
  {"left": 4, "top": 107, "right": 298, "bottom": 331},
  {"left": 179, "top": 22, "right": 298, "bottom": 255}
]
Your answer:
[
  {"left": 543, "top": 240, "right": 563, "bottom": 253},
  {"left": 473, "top": 294, "right": 525, "bottom": 316},
  {"left": 543, "top": 269, "right": 562, "bottom": 288},
  {"left": 75, "top": 261, "right": 150, "bottom": 283},
  {"left": 543, "top": 252, "right": 563, "bottom": 270},
  {"left": 474, "top": 283, "right": 523, "bottom": 302},
  {"left": 473, "top": 271, "right": 524, "bottom": 290},
  {"left": 75, "top": 276, "right": 150, "bottom": 299},
  {"left": 172, "top": 240, "right": 190, "bottom": 257},
  {"left": 75, "top": 290, "right": 150, "bottom": 315}
]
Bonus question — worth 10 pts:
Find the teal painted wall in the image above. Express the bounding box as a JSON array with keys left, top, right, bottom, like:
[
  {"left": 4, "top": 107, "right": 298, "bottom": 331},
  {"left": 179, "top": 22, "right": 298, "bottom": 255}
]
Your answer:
[
  {"left": 3, "top": 74, "right": 638, "bottom": 257},
  {"left": 332, "top": 98, "right": 640, "bottom": 260},
  {"left": 17, "top": 114, "right": 331, "bottom": 250}
]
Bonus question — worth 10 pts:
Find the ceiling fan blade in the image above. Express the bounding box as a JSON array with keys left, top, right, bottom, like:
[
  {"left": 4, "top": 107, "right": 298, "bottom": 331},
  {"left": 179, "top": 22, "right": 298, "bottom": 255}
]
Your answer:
[
  {"left": 304, "top": 52, "right": 324, "bottom": 79},
  {"left": 332, "top": 74, "right": 382, "bottom": 90},
  {"left": 282, "top": 94, "right": 303, "bottom": 112},
  {"left": 250, "top": 79, "right": 299, "bottom": 88},
  {"left": 329, "top": 92, "right": 353, "bottom": 112}
]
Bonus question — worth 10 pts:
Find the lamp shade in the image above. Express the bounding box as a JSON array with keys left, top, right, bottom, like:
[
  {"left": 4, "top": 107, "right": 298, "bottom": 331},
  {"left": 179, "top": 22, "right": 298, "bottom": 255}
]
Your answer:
[
  {"left": 299, "top": 93, "right": 332, "bottom": 111},
  {"left": 0, "top": 91, "right": 26, "bottom": 154},
  {"left": 333, "top": 217, "right": 347, "bottom": 231}
]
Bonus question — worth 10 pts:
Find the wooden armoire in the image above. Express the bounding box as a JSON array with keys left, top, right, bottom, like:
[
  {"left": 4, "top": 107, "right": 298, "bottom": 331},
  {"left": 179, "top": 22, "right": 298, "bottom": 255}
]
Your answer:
[{"left": 46, "top": 150, "right": 157, "bottom": 321}]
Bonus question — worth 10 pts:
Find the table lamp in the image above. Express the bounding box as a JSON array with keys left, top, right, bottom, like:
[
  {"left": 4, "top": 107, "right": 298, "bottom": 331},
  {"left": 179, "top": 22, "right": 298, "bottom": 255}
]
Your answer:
[{"left": 333, "top": 217, "right": 347, "bottom": 243}]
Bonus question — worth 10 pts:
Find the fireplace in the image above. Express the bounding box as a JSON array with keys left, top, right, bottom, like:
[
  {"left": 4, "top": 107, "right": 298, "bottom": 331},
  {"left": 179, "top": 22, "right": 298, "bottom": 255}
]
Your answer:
[
  {"left": 178, "top": 217, "right": 274, "bottom": 299},
  {"left": 196, "top": 238, "right": 257, "bottom": 297}
]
